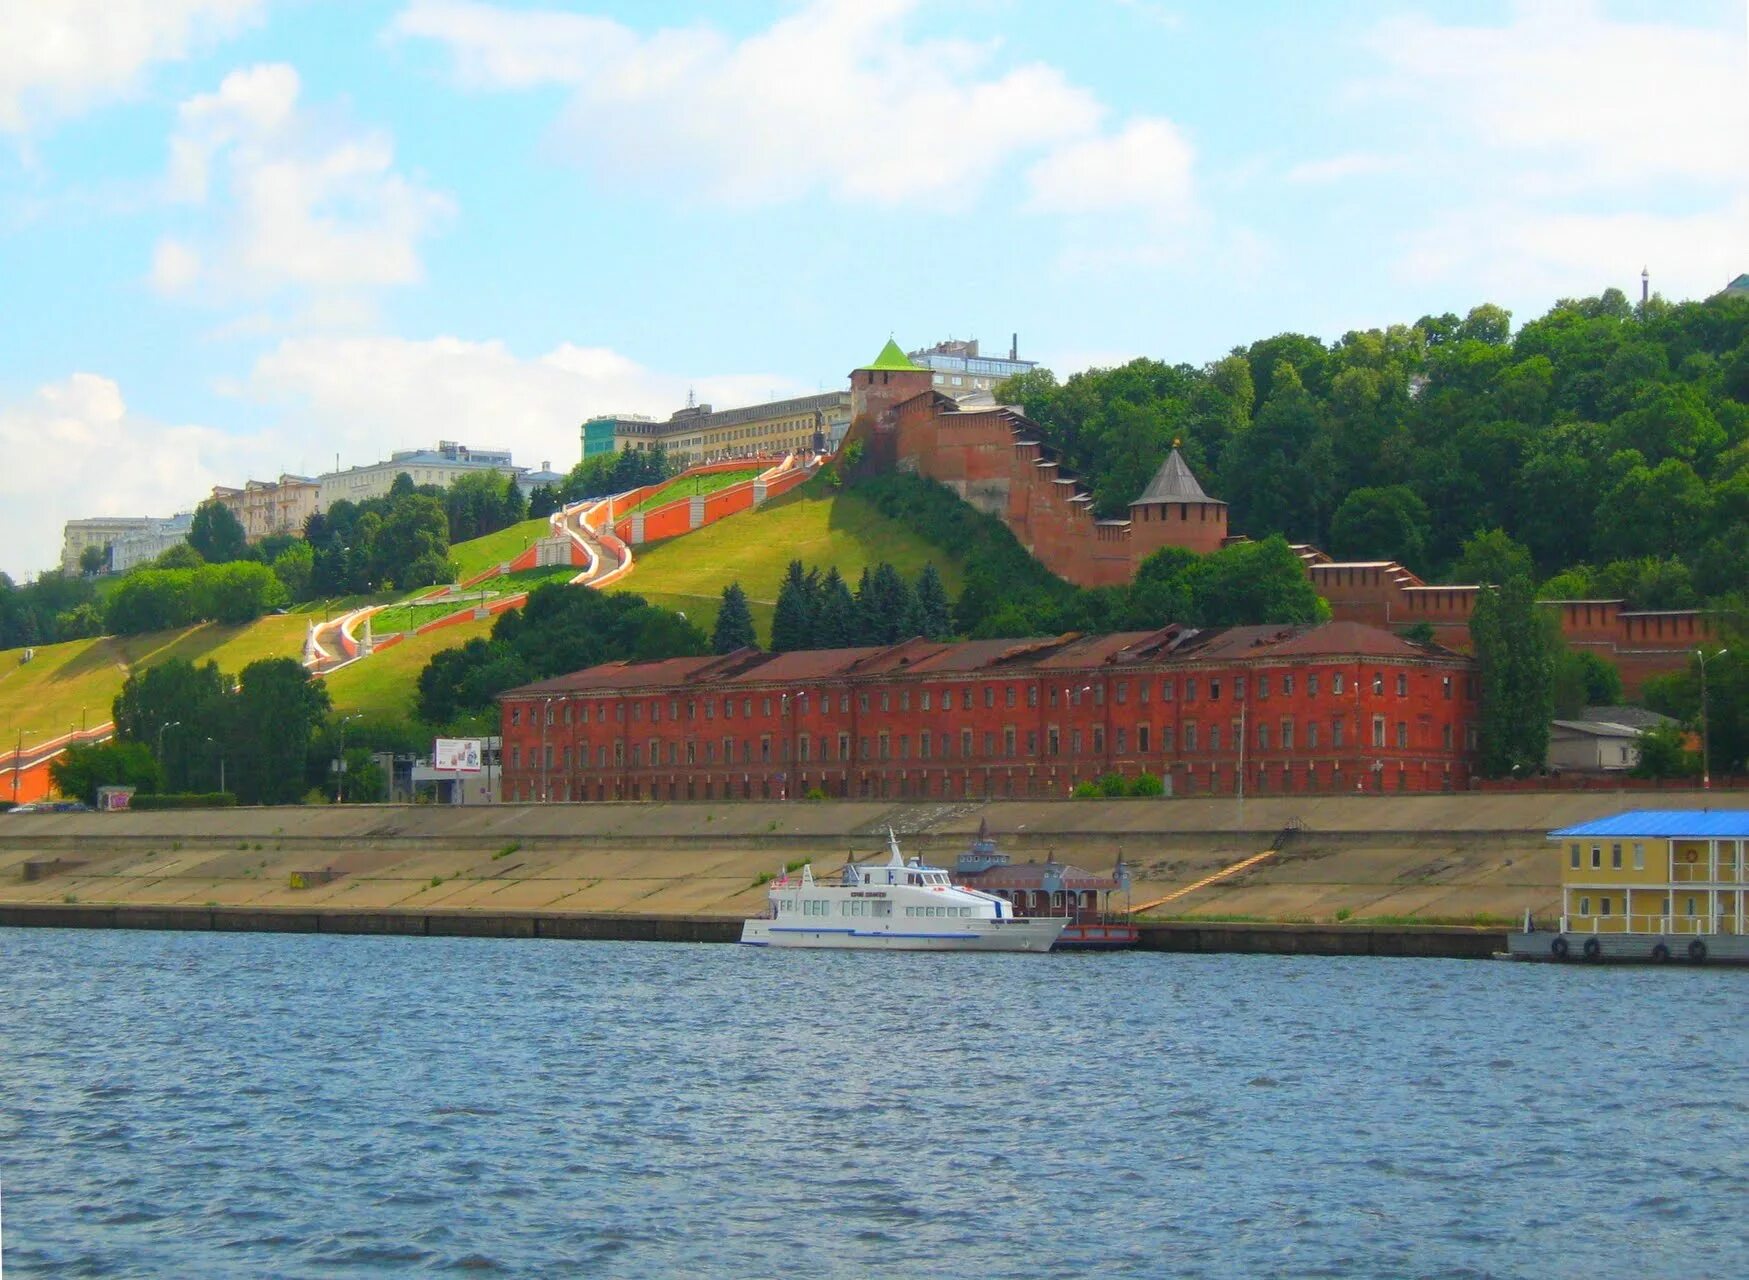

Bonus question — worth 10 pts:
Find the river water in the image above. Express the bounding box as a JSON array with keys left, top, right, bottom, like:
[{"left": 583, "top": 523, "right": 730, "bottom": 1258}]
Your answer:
[{"left": 1, "top": 929, "right": 1744, "bottom": 1278}]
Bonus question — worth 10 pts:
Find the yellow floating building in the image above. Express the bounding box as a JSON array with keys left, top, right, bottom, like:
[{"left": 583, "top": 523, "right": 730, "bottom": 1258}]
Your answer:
[{"left": 1511, "top": 809, "right": 1749, "bottom": 964}]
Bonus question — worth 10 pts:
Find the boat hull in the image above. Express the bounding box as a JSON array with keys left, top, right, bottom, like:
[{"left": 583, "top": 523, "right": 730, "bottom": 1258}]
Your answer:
[
  {"left": 740, "top": 918, "right": 1065, "bottom": 952},
  {"left": 1505, "top": 930, "right": 1749, "bottom": 965}
]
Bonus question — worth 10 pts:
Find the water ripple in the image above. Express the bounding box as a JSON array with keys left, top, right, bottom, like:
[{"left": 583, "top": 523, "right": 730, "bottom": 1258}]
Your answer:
[{"left": 2, "top": 929, "right": 1746, "bottom": 1277}]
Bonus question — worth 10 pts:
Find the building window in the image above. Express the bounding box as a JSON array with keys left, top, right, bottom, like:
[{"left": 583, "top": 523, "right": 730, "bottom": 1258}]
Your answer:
[
  {"left": 1138, "top": 725, "right": 1150, "bottom": 752},
  {"left": 1183, "top": 723, "right": 1197, "bottom": 751},
  {"left": 1258, "top": 675, "right": 1270, "bottom": 700},
  {"left": 1027, "top": 686, "right": 1039, "bottom": 707},
  {"left": 1591, "top": 844, "right": 1601, "bottom": 869},
  {"left": 1283, "top": 674, "right": 1294, "bottom": 696},
  {"left": 1306, "top": 674, "right": 1317, "bottom": 697},
  {"left": 511, "top": 706, "right": 521, "bottom": 727},
  {"left": 1332, "top": 720, "right": 1344, "bottom": 748},
  {"left": 984, "top": 730, "right": 996, "bottom": 756},
  {"left": 961, "top": 729, "right": 973, "bottom": 758},
  {"left": 1005, "top": 727, "right": 1017, "bottom": 757},
  {"left": 922, "top": 691, "right": 932, "bottom": 711},
  {"left": 1234, "top": 677, "right": 1245, "bottom": 701},
  {"left": 1600, "top": 896, "right": 1612, "bottom": 917},
  {"left": 1633, "top": 842, "right": 1644, "bottom": 870},
  {"left": 1280, "top": 718, "right": 1294, "bottom": 749},
  {"left": 1257, "top": 723, "right": 1270, "bottom": 750},
  {"left": 1333, "top": 673, "right": 1345, "bottom": 695},
  {"left": 920, "top": 732, "right": 931, "bottom": 760},
  {"left": 1114, "top": 727, "right": 1125, "bottom": 754},
  {"left": 1209, "top": 725, "right": 1221, "bottom": 753},
  {"left": 1372, "top": 716, "right": 1386, "bottom": 748},
  {"left": 1027, "top": 730, "right": 1039, "bottom": 754},
  {"left": 1569, "top": 842, "right": 1581, "bottom": 869},
  {"left": 1442, "top": 676, "right": 1452, "bottom": 700},
  {"left": 1308, "top": 723, "right": 1320, "bottom": 748},
  {"left": 1162, "top": 679, "right": 1175, "bottom": 702},
  {"left": 1092, "top": 726, "right": 1104, "bottom": 754},
  {"left": 1372, "top": 673, "right": 1384, "bottom": 695},
  {"left": 1209, "top": 679, "right": 1222, "bottom": 702},
  {"left": 1006, "top": 685, "right": 1017, "bottom": 708},
  {"left": 1396, "top": 673, "right": 1408, "bottom": 697},
  {"left": 1611, "top": 843, "right": 1622, "bottom": 869},
  {"left": 1184, "top": 678, "right": 1197, "bottom": 702},
  {"left": 1443, "top": 723, "right": 1453, "bottom": 750},
  {"left": 1047, "top": 728, "right": 1060, "bottom": 755},
  {"left": 1580, "top": 896, "right": 1591, "bottom": 916},
  {"left": 1396, "top": 721, "right": 1407, "bottom": 748},
  {"left": 985, "top": 686, "right": 995, "bottom": 708}
]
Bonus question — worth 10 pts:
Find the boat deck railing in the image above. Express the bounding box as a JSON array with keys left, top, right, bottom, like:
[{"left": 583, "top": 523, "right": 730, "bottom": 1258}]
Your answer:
[{"left": 1559, "top": 914, "right": 1742, "bottom": 936}]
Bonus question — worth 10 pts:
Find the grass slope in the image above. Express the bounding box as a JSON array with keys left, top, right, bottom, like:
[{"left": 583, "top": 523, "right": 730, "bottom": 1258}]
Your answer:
[
  {"left": 615, "top": 487, "right": 965, "bottom": 642},
  {"left": 322, "top": 614, "right": 496, "bottom": 722},
  {"left": 625, "top": 468, "right": 760, "bottom": 517},
  {"left": 0, "top": 615, "right": 310, "bottom": 738},
  {"left": 449, "top": 517, "right": 551, "bottom": 581}
]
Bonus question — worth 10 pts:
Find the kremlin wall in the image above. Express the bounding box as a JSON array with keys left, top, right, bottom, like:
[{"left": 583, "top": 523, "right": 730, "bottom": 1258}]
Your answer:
[{"left": 842, "top": 342, "right": 1712, "bottom": 695}]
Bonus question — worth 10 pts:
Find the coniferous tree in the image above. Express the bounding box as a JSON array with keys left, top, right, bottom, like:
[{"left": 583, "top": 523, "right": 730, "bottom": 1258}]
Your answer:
[
  {"left": 1470, "top": 574, "right": 1555, "bottom": 777},
  {"left": 816, "top": 567, "right": 857, "bottom": 649},
  {"left": 859, "top": 563, "right": 914, "bottom": 645},
  {"left": 770, "top": 560, "right": 818, "bottom": 652},
  {"left": 913, "top": 564, "right": 953, "bottom": 640},
  {"left": 713, "top": 583, "right": 757, "bottom": 654}
]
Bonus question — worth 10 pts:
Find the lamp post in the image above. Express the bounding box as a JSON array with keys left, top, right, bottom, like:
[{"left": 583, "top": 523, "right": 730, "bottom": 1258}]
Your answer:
[
  {"left": 539, "top": 696, "right": 555, "bottom": 802},
  {"left": 206, "top": 736, "right": 227, "bottom": 794},
  {"left": 1697, "top": 647, "right": 1728, "bottom": 791},
  {"left": 156, "top": 721, "right": 181, "bottom": 786},
  {"left": 335, "top": 714, "right": 361, "bottom": 803},
  {"left": 12, "top": 729, "right": 32, "bottom": 804}
]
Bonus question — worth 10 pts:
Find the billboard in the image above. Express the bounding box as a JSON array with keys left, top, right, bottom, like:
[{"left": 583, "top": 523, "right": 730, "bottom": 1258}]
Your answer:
[{"left": 433, "top": 738, "right": 484, "bottom": 772}]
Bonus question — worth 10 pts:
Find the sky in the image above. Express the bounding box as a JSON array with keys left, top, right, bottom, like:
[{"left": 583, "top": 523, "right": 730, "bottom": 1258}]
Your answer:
[{"left": 1, "top": 0, "right": 1745, "bottom": 578}]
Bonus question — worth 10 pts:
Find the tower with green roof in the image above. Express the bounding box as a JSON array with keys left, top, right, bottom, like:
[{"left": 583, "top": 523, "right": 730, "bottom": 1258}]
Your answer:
[{"left": 846, "top": 338, "right": 935, "bottom": 469}]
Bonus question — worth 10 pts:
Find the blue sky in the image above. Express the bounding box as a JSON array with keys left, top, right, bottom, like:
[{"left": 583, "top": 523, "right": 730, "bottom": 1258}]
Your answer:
[{"left": 1, "top": 0, "right": 1744, "bottom": 577}]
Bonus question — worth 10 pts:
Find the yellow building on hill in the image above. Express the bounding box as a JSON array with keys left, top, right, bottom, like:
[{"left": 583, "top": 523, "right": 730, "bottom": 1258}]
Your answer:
[{"left": 1512, "top": 809, "right": 1749, "bottom": 964}]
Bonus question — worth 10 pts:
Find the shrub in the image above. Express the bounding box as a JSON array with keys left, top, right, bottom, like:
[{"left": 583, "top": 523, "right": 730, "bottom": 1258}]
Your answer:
[{"left": 128, "top": 792, "right": 238, "bottom": 810}]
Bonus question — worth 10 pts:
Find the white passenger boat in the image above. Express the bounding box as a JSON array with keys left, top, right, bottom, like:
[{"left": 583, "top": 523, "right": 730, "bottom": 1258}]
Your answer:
[{"left": 740, "top": 831, "right": 1068, "bottom": 952}]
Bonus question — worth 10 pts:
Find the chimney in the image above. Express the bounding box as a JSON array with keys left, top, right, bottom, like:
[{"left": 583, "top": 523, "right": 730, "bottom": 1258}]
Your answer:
[
  {"left": 1641, "top": 267, "right": 1649, "bottom": 307},
  {"left": 1010, "top": 332, "right": 1018, "bottom": 361}
]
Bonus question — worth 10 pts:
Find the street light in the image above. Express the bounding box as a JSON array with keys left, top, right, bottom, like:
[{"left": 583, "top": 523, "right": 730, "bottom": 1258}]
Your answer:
[
  {"left": 335, "top": 713, "right": 362, "bottom": 802},
  {"left": 1697, "top": 648, "right": 1728, "bottom": 791},
  {"left": 12, "top": 729, "right": 32, "bottom": 804},
  {"left": 206, "top": 736, "right": 227, "bottom": 794},
  {"left": 156, "top": 721, "right": 181, "bottom": 780}
]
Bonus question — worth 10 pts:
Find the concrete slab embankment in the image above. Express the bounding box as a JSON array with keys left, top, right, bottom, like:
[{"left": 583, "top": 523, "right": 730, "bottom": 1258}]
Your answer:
[{"left": 0, "top": 791, "right": 1720, "bottom": 930}]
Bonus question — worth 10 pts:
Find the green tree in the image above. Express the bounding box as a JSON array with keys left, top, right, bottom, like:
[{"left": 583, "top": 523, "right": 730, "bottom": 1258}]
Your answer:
[
  {"left": 233, "top": 658, "right": 330, "bottom": 805},
  {"left": 1631, "top": 723, "right": 1697, "bottom": 779},
  {"left": 112, "top": 658, "right": 230, "bottom": 791},
  {"left": 78, "top": 543, "right": 110, "bottom": 576},
  {"left": 1328, "top": 485, "right": 1429, "bottom": 568},
  {"left": 1469, "top": 576, "right": 1555, "bottom": 777},
  {"left": 271, "top": 540, "right": 315, "bottom": 601},
  {"left": 815, "top": 567, "right": 857, "bottom": 649},
  {"left": 712, "top": 583, "right": 757, "bottom": 654},
  {"left": 912, "top": 564, "right": 953, "bottom": 640},
  {"left": 1451, "top": 528, "right": 1534, "bottom": 586},
  {"left": 1552, "top": 648, "right": 1623, "bottom": 717},
  {"left": 188, "top": 500, "right": 249, "bottom": 564},
  {"left": 770, "top": 560, "right": 819, "bottom": 653},
  {"left": 856, "top": 563, "right": 915, "bottom": 645},
  {"left": 49, "top": 741, "right": 161, "bottom": 804}
]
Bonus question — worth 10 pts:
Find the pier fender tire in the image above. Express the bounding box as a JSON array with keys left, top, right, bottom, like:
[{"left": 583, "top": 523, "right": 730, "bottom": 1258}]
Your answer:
[
  {"left": 1651, "top": 943, "right": 1671, "bottom": 963},
  {"left": 1582, "top": 937, "right": 1602, "bottom": 961},
  {"left": 1687, "top": 939, "right": 1707, "bottom": 964},
  {"left": 1550, "top": 936, "right": 1570, "bottom": 960}
]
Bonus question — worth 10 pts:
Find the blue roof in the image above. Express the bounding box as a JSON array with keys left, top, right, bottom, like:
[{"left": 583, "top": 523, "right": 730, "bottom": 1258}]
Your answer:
[{"left": 1551, "top": 809, "right": 1749, "bottom": 839}]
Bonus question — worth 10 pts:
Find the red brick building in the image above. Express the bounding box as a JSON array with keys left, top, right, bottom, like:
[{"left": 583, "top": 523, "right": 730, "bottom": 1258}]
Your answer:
[{"left": 497, "top": 620, "right": 1479, "bottom": 804}]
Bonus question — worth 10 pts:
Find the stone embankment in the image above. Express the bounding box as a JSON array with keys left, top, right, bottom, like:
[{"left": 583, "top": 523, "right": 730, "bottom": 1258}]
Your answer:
[{"left": 0, "top": 791, "right": 1724, "bottom": 956}]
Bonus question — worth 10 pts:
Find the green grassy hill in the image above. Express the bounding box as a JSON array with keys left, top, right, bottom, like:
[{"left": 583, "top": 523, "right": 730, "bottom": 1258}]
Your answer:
[
  {"left": 616, "top": 485, "right": 965, "bottom": 641},
  {"left": 0, "top": 615, "right": 312, "bottom": 739},
  {"left": 1, "top": 490, "right": 970, "bottom": 742}
]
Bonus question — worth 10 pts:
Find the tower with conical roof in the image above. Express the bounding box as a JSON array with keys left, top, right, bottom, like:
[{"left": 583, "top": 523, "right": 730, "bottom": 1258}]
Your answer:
[
  {"left": 845, "top": 338, "right": 934, "bottom": 472},
  {"left": 1127, "top": 444, "right": 1228, "bottom": 560}
]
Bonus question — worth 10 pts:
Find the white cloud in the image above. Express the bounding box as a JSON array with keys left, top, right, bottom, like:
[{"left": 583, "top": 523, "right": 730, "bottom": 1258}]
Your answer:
[
  {"left": 245, "top": 334, "right": 806, "bottom": 475},
  {"left": 393, "top": 0, "right": 1113, "bottom": 207},
  {"left": 1354, "top": 2, "right": 1748, "bottom": 297},
  {"left": 0, "top": 373, "right": 281, "bottom": 577},
  {"left": 1396, "top": 199, "right": 1749, "bottom": 304},
  {"left": 152, "top": 63, "right": 452, "bottom": 301},
  {"left": 1026, "top": 117, "right": 1195, "bottom": 215},
  {"left": 1361, "top": 2, "right": 1746, "bottom": 191},
  {"left": 0, "top": 0, "right": 261, "bottom": 133},
  {"left": 1284, "top": 152, "right": 1399, "bottom": 185}
]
